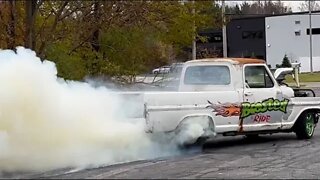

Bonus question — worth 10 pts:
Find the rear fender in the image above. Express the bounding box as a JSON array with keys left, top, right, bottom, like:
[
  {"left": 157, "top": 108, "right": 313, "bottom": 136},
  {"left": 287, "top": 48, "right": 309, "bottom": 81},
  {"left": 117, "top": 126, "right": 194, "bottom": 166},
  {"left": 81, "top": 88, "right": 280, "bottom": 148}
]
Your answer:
[{"left": 175, "top": 114, "right": 216, "bottom": 136}]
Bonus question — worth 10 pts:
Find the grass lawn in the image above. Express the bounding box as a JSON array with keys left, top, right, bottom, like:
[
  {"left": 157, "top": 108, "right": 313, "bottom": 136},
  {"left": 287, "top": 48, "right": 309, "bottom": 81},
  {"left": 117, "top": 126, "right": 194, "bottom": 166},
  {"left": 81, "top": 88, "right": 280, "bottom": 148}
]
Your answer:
[{"left": 284, "top": 72, "right": 320, "bottom": 83}]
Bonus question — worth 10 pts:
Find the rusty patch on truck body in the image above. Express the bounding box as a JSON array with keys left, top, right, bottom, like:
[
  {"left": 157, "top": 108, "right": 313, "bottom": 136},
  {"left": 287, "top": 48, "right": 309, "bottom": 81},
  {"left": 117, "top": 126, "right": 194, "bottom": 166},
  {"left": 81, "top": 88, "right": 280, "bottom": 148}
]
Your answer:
[
  {"left": 229, "top": 58, "right": 265, "bottom": 64},
  {"left": 187, "top": 58, "right": 265, "bottom": 65}
]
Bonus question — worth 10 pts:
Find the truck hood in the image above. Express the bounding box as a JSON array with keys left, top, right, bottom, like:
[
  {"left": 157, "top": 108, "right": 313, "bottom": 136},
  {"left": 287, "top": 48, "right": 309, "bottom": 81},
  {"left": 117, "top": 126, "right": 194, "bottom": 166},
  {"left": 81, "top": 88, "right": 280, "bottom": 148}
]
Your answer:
[{"left": 273, "top": 68, "right": 293, "bottom": 80}]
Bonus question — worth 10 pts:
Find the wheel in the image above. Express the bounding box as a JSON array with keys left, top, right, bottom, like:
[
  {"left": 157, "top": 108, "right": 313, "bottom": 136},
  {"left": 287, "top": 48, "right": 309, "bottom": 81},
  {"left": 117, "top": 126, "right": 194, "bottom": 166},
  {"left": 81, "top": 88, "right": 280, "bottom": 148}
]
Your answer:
[
  {"left": 179, "top": 136, "right": 208, "bottom": 149},
  {"left": 294, "top": 111, "right": 316, "bottom": 139}
]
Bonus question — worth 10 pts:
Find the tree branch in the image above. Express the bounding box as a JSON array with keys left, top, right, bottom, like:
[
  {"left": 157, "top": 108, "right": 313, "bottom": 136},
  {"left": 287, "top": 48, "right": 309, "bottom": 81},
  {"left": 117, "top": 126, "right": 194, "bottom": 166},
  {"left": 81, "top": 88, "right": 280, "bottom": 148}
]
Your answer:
[
  {"left": 38, "top": 1, "right": 68, "bottom": 57},
  {"left": 67, "top": 35, "right": 93, "bottom": 55}
]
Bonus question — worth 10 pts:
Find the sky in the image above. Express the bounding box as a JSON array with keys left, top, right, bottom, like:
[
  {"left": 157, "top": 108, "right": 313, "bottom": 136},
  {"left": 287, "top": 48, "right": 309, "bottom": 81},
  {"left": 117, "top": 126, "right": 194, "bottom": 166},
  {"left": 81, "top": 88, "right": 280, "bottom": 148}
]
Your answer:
[
  {"left": 277, "top": 1, "right": 302, "bottom": 12},
  {"left": 225, "top": 1, "right": 308, "bottom": 12}
]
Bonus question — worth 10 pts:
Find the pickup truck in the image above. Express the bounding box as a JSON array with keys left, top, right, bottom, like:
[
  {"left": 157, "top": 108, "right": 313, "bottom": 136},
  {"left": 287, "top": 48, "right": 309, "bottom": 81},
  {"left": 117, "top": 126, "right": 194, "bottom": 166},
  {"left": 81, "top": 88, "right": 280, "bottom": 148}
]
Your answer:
[{"left": 121, "top": 58, "right": 320, "bottom": 146}]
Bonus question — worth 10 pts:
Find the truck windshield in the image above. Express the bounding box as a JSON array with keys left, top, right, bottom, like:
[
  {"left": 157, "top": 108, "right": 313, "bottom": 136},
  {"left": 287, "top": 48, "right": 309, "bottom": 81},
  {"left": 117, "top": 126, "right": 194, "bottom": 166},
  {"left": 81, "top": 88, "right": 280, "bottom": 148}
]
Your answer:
[{"left": 184, "top": 65, "right": 231, "bottom": 85}]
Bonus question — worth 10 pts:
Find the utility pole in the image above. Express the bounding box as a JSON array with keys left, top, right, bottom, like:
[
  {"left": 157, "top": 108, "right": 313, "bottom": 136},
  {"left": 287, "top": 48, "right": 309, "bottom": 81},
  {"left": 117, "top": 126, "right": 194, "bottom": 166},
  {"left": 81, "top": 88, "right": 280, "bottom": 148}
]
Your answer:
[
  {"left": 309, "top": 0, "right": 313, "bottom": 72},
  {"left": 192, "top": 0, "right": 196, "bottom": 60},
  {"left": 222, "top": 0, "right": 227, "bottom": 57}
]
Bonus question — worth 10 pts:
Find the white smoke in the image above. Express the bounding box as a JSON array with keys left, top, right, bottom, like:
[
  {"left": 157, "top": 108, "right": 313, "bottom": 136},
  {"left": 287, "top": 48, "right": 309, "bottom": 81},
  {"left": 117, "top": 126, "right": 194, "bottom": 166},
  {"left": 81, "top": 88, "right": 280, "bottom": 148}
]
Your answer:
[
  {"left": 0, "top": 47, "right": 188, "bottom": 173},
  {"left": 175, "top": 123, "right": 205, "bottom": 145}
]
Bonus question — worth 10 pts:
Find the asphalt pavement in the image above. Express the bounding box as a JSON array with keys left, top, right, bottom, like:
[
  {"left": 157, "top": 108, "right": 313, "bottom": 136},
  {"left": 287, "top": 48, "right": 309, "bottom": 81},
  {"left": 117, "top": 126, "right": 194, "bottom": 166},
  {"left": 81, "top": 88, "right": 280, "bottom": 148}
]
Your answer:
[{"left": 17, "top": 129, "right": 320, "bottom": 179}]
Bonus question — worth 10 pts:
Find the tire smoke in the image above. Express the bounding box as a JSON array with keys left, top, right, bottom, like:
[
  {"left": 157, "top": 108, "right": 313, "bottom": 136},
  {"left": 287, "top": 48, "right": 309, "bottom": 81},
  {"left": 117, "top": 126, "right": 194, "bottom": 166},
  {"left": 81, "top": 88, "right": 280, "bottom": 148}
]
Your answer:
[{"left": 0, "top": 47, "right": 185, "bottom": 173}]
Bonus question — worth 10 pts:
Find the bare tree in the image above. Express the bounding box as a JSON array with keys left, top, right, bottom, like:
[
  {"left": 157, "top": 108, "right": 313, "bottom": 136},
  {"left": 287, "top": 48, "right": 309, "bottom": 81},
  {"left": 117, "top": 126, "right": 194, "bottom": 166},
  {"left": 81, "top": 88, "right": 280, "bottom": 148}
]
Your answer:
[
  {"left": 91, "top": 0, "right": 101, "bottom": 52},
  {"left": 25, "top": 0, "right": 42, "bottom": 49},
  {"left": 228, "top": 0, "right": 291, "bottom": 17},
  {"left": 7, "top": 0, "right": 16, "bottom": 49},
  {"left": 37, "top": 1, "right": 69, "bottom": 58},
  {"left": 299, "top": 0, "right": 320, "bottom": 11}
]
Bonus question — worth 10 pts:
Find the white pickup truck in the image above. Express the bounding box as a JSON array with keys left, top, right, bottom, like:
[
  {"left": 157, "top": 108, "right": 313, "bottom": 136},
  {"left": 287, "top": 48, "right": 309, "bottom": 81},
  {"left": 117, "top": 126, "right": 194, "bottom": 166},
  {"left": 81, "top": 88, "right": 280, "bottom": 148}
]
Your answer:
[{"left": 121, "top": 58, "right": 320, "bottom": 145}]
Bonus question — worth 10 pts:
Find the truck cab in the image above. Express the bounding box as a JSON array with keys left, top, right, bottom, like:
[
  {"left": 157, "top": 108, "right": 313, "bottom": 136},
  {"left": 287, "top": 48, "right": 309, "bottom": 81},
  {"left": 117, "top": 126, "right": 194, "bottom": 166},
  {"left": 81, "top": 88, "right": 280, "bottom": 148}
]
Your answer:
[
  {"left": 179, "top": 58, "right": 293, "bottom": 96},
  {"left": 176, "top": 58, "right": 293, "bottom": 131}
]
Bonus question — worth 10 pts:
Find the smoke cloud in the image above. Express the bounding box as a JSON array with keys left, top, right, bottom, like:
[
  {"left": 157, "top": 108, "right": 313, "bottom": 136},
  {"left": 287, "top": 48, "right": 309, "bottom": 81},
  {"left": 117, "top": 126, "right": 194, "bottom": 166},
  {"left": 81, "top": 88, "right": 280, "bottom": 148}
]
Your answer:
[{"left": 0, "top": 47, "right": 192, "bottom": 173}]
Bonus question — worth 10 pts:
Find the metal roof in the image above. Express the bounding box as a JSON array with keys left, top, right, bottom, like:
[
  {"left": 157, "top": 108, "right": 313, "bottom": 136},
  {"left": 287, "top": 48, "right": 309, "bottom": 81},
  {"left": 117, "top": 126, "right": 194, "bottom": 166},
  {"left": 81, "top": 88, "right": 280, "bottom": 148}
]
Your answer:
[{"left": 229, "top": 10, "right": 320, "bottom": 20}]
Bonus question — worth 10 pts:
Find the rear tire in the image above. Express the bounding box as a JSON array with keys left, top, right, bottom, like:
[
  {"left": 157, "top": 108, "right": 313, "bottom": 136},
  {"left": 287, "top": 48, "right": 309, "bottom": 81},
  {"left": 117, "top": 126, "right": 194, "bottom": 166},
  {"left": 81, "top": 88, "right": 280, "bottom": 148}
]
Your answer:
[
  {"left": 244, "top": 134, "right": 260, "bottom": 141},
  {"left": 179, "top": 137, "right": 208, "bottom": 149},
  {"left": 294, "top": 111, "right": 315, "bottom": 139}
]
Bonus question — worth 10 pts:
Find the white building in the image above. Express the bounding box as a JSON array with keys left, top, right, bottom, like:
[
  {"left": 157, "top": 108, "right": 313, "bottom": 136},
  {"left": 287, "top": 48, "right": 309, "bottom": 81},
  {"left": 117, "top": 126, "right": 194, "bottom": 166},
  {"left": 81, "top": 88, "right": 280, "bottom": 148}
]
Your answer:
[{"left": 265, "top": 12, "right": 320, "bottom": 72}]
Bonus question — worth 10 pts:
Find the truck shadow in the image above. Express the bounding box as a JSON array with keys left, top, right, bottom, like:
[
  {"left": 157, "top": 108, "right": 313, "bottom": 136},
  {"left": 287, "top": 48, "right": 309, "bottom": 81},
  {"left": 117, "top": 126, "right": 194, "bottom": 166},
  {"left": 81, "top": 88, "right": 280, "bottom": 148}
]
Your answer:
[{"left": 202, "top": 133, "right": 314, "bottom": 150}]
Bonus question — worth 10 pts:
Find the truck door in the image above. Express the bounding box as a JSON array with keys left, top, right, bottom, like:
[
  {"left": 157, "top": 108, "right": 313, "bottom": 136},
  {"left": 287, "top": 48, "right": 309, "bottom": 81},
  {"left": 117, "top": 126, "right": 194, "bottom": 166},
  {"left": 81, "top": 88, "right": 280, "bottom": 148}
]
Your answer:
[{"left": 242, "top": 64, "right": 288, "bottom": 132}]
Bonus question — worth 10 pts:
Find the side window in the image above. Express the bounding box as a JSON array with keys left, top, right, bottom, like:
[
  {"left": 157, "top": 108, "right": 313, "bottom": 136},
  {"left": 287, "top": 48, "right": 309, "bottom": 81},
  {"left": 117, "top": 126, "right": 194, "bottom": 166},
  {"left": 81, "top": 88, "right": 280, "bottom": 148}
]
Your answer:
[{"left": 245, "top": 66, "right": 274, "bottom": 88}]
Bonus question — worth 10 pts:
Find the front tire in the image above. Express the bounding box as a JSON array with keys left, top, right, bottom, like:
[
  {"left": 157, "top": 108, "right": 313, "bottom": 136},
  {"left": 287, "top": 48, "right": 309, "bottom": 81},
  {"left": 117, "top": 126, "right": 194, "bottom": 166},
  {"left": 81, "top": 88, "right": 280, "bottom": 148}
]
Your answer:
[{"left": 294, "top": 111, "right": 316, "bottom": 139}]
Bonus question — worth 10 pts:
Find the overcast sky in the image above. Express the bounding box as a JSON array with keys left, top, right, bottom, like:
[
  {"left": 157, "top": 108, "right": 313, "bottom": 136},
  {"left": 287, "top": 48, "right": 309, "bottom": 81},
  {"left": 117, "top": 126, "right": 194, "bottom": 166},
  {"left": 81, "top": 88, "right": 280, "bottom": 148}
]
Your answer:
[
  {"left": 225, "top": 1, "right": 306, "bottom": 12},
  {"left": 275, "top": 1, "right": 302, "bottom": 12}
]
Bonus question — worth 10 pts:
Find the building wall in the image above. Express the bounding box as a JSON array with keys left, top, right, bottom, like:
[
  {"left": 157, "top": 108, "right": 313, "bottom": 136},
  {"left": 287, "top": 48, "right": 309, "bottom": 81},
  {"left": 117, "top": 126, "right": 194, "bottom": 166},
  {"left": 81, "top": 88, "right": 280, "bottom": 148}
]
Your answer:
[
  {"left": 227, "top": 17, "right": 266, "bottom": 60},
  {"left": 265, "top": 13, "right": 320, "bottom": 72}
]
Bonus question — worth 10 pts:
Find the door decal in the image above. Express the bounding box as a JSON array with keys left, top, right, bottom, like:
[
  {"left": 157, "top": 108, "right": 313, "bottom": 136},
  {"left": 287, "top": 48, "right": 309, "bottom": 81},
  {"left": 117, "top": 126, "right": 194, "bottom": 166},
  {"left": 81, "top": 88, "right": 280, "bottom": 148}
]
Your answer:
[
  {"left": 206, "top": 100, "right": 241, "bottom": 117},
  {"left": 206, "top": 98, "right": 289, "bottom": 118},
  {"left": 252, "top": 114, "right": 271, "bottom": 123},
  {"left": 241, "top": 98, "right": 289, "bottom": 118},
  {"left": 207, "top": 98, "right": 290, "bottom": 132}
]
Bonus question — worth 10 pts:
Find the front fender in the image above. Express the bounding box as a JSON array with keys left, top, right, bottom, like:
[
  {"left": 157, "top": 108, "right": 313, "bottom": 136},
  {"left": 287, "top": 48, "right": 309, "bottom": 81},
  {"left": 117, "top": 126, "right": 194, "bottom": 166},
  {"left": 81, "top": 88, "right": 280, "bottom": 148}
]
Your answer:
[
  {"left": 293, "top": 107, "right": 320, "bottom": 124},
  {"left": 282, "top": 106, "right": 320, "bottom": 131}
]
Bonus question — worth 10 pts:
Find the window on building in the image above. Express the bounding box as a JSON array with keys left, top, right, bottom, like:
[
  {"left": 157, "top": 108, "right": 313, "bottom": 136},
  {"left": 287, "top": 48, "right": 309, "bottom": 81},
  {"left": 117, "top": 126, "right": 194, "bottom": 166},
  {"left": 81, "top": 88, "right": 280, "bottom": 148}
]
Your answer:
[
  {"left": 245, "top": 66, "right": 274, "bottom": 88},
  {"left": 209, "top": 35, "right": 223, "bottom": 43},
  {"left": 295, "top": 20, "right": 300, "bottom": 24},
  {"left": 306, "top": 28, "right": 320, "bottom": 35},
  {"left": 242, "top": 31, "right": 263, "bottom": 39},
  {"left": 295, "top": 30, "right": 301, "bottom": 36},
  {"left": 197, "top": 33, "right": 223, "bottom": 43}
]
